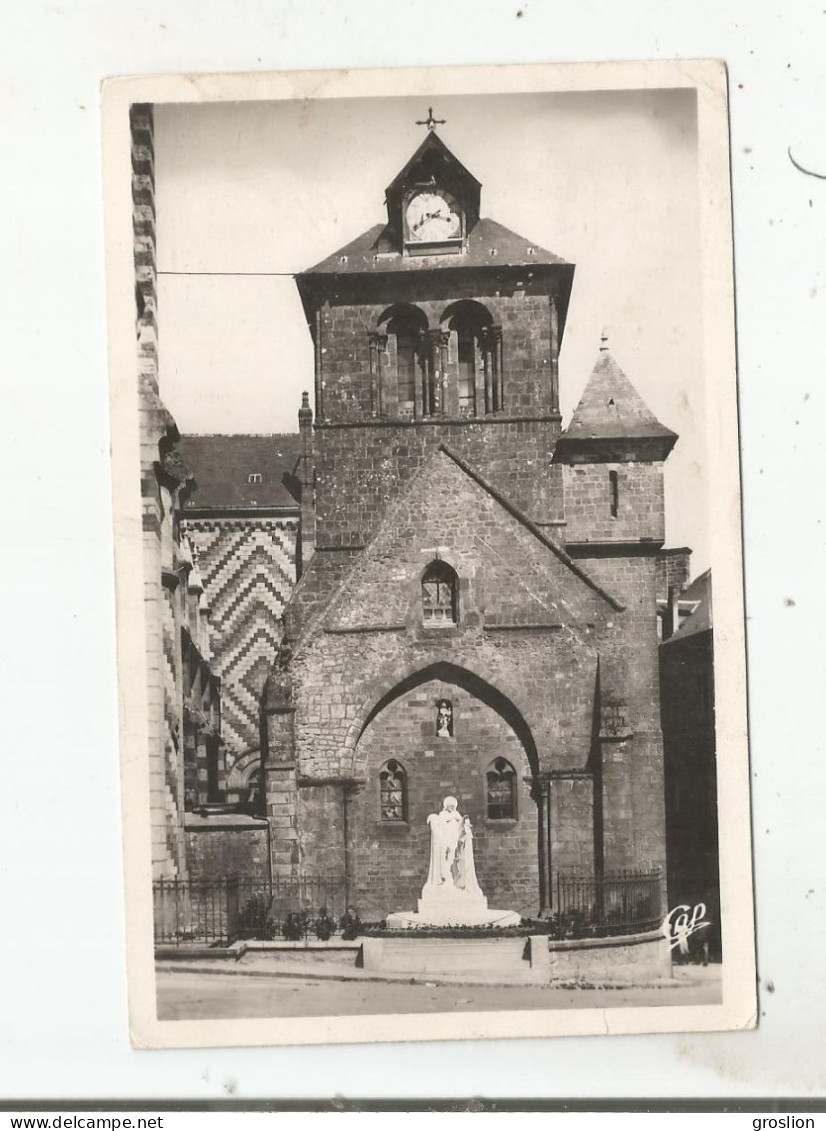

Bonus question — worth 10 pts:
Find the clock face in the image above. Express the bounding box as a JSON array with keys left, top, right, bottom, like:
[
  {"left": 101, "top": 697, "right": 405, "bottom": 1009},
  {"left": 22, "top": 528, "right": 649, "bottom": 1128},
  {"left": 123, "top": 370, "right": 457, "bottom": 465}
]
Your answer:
[{"left": 405, "top": 190, "right": 462, "bottom": 243}]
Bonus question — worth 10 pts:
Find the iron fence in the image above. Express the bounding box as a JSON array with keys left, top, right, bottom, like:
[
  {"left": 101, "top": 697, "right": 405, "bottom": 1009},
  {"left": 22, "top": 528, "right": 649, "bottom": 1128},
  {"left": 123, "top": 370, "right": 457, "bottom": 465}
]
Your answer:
[
  {"left": 555, "top": 868, "right": 663, "bottom": 937},
  {"left": 153, "top": 877, "right": 240, "bottom": 947},
  {"left": 235, "top": 874, "right": 349, "bottom": 941},
  {"left": 153, "top": 874, "right": 349, "bottom": 947}
]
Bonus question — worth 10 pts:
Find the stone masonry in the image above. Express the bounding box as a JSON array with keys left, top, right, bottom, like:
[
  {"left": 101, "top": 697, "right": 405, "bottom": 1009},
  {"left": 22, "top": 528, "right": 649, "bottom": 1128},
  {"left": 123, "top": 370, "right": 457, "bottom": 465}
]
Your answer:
[
  {"left": 133, "top": 105, "right": 225, "bottom": 880},
  {"left": 153, "top": 126, "right": 687, "bottom": 924},
  {"left": 251, "top": 127, "right": 681, "bottom": 919}
]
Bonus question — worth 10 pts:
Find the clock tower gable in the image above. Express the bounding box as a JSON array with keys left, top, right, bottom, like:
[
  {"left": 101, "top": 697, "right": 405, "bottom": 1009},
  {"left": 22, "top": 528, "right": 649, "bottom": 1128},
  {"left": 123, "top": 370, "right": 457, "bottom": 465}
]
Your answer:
[{"left": 385, "top": 130, "right": 481, "bottom": 251}]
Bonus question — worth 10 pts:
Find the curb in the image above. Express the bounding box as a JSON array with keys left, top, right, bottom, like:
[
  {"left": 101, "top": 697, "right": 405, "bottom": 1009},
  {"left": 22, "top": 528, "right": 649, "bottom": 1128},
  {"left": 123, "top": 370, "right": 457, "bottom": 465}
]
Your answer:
[{"left": 155, "top": 961, "right": 687, "bottom": 991}]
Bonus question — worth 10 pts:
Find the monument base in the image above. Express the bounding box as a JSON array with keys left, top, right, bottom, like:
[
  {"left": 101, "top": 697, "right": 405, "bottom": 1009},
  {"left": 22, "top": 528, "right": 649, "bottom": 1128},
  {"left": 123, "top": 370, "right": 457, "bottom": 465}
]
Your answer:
[
  {"left": 385, "top": 908, "right": 522, "bottom": 929},
  {"left": 387, "top": 885, "right": 520, "bottom": 929}
]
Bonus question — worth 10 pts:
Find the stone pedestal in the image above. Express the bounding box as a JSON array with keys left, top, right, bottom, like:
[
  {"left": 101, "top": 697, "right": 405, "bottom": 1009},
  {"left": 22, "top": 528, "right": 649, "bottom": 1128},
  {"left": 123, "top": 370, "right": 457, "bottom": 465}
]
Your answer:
[{"left": 387, "top": 883, "right": 520, "bottom": 929}]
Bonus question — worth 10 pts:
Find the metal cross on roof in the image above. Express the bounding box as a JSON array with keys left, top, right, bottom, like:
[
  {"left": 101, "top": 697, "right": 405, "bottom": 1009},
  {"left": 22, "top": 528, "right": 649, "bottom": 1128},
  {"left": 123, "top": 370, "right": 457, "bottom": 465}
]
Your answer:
[{"left": 416, "top": 107, "right": 446, "bottom": 132}]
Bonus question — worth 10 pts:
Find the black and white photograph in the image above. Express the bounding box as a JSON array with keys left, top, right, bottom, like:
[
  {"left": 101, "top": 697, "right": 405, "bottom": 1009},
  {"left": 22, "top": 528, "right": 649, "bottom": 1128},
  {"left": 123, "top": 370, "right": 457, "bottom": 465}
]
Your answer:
[{"left": 104, "top": 61, "right": 754, "bottom": 1047}]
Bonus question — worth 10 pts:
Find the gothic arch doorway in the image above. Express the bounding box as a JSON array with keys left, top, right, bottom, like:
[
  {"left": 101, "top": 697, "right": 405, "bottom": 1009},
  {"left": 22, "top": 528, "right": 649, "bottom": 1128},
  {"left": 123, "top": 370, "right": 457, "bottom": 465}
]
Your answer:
[{"left": 347, "top": 663, "right": 543, "bottom": 920}]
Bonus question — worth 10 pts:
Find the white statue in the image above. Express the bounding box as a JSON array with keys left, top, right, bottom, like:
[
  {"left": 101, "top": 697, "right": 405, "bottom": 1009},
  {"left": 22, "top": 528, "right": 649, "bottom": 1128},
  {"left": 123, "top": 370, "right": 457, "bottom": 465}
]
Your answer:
[
  {"left": 436, "top": 699, "right": 453, "bottom": 738},
  {"left": 386, "top": 793, "right": 521, "bottom": 928},
  {"left": 454, "top": 816, "right": 484, "bottom": 898},
  {"left": 424, "top": 796, "right": 484, "bottom": 898},
  {"left": 425, "top": 795, "right": 464, "bottom": 888}
]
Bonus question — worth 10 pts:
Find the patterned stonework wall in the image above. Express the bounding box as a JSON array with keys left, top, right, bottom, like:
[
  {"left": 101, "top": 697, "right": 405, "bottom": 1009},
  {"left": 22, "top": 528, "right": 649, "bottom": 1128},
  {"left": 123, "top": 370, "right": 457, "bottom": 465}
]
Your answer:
[{"left": 182, "top": 517, "right": 299, "bottom": 763}]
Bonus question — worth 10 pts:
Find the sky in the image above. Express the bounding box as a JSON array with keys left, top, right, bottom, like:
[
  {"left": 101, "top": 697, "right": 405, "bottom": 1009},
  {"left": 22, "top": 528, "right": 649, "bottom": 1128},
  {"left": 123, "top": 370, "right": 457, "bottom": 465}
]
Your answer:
[{"left": 154, "top": 89, "right": 707, "bottom": 571}]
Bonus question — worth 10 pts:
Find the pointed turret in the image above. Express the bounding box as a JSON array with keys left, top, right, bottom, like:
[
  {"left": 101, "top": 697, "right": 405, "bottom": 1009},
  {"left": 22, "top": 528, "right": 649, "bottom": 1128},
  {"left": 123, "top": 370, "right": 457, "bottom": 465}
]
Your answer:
[
  {"left": 556, "top": 350, "right": 677, "bottom": 462},
  {"left": 555, "top": 346, "right": 678, "bottom": 549}
]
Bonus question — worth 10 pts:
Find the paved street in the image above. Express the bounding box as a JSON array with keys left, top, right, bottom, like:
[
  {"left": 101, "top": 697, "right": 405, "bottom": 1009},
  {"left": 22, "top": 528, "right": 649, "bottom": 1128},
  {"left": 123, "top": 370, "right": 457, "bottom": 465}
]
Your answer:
[{"left": 156, "top": 965, "right": 722, "bottom": 1020}]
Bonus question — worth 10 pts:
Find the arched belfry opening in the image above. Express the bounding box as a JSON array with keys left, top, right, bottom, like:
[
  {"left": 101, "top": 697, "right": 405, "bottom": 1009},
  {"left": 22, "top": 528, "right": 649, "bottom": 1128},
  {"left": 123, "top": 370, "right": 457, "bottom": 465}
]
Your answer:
[
  {"left": 377, "top": 303, "right": 434, "bottom": 417},
  {"left": 345, "top": 662, "right": 545, "bottom": 919},
  {"left": 440, "top": 299, "right": 501, "bottom": 416}
]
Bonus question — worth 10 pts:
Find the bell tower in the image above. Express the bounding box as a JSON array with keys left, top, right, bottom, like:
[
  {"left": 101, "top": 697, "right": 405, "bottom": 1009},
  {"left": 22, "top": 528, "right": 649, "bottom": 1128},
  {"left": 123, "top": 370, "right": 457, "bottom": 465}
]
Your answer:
[{"left": 294, "top": 114, "right": 576, "bottom": 561}]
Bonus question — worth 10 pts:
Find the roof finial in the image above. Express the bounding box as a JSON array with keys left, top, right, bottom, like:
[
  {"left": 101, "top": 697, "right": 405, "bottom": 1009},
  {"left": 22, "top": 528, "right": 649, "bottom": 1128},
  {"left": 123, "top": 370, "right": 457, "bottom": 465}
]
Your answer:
[
  {"left": 415, "top": 107, "right": 446, "bottom": 132},
  {"left": 599, "top": 327, "right": 609, "bottom": 352}
]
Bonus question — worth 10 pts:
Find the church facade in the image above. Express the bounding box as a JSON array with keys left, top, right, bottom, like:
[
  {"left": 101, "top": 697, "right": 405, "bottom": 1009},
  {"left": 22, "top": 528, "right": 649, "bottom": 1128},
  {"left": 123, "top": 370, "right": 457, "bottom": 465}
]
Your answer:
[{"left": 254, "top": 128, "right": 679, "bottom": 920}]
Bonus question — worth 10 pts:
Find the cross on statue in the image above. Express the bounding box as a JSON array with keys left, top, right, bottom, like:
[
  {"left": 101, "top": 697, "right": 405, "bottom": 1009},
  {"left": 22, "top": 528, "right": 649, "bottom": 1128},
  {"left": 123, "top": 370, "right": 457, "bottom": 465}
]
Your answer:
[{"left": 416, "top": 107, "right": 446, "bottom": 132}]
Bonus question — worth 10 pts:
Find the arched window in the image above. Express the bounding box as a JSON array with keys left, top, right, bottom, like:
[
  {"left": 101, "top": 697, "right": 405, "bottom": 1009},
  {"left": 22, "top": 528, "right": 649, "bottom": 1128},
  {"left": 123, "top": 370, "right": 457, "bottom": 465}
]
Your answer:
[
  {"left": 422, "top": 560, "right": 458, "bottom": 624},
  {"left": 486, "top": 757, "right": 517, "bottom": 820},
  {"left": 442, "top": 301, "right": 499, "bottom": 416},
  {"left": 379, "top": 759, "right": 407, "bottom": 822},
  {"left": 379, "top": 305, "right": 431, "bottom": 417}
]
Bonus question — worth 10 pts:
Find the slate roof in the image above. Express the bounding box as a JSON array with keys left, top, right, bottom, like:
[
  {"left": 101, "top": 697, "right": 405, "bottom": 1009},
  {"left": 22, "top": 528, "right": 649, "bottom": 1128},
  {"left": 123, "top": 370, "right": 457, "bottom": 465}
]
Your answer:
[
  {"left": 179, "top": 434, "right": 301, "bottom": 511},
  {"left": 561, "top": 352, "right": 677, "bottom": 445},
  {"left": 384, "top": 130, "right": 481, "bottom": 197},
  {"left": 669, "top": 569, "right": 713, "bottom": 641},
  {"left": 300, "top": 217, "right": 569, "bottom": 277}
]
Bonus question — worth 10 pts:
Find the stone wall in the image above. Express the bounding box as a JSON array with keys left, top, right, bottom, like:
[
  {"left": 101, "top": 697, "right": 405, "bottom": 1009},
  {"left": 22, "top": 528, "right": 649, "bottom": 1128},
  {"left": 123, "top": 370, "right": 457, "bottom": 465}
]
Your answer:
[
  {"left": 269, "top": 446, "right": 668, "bottom": 909},
  {"left": 655, "top": 547, "right": 692, "bottom": 599},
  {"left": 315, "top": 420, "right": 564, "bottom": 555},
  {"left": 133, "top": 102, "right": 189, "bottom": 880},
  {"left": 660, "top": 627, "right": 719, "bottom": 950},
  {"left": 550, "top": 776, "right": 594, "bottom": 878},
  {"left": 562, "top": 462, "right": 665, "bottom": 544},
  {"left": 309, "top": 275, "right": 565, "bottom": 560},
  {"left": 185, "top": 822, "right": 271, "bottom": 883},
  {"left": 277, "top": 449, "right": 608, "bottom": 781},
  {"left": 317, "top": 280, "right": 556, "bottom": 425},
  {"left": 575, "top": 553, "right": 667, "bottom": 883},
  {"left": 345, "top": 680, "right": 539, "bottom": 920},
  {"left": 133, "top": 104, "right": 225, "bottom": 880}
]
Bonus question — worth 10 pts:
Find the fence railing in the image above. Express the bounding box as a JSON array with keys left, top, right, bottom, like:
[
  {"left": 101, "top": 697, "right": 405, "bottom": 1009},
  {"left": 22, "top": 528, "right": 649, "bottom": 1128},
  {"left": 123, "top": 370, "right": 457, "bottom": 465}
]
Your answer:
[
  {"left": 555, "top": 868, "right": 663, "bottom": 937},
  {"left": 155, "top": 869, "right": 663, "bottom": 947},
  {"left": 153, "top": 877, "right": 240, "bottom": 948},
  {"left": 153, "top": 874, "right": 349, "bottom": 948}
]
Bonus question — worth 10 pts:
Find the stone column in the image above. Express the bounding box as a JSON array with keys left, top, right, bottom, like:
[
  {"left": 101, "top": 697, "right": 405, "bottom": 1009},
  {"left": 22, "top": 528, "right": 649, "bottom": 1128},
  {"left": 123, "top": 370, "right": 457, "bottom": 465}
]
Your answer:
[
  {"left": 474, "top": 332, "right": 487, "bottom": 416},
  {"left": 411, "top": 330, "right": 424, "bottom": 418},
  {"left": 368, "top": 331, "right": 388, "bottom": 417},
  {"left": 537, "top": 777, "right": 553, "bottom": 915},
  {"left": 262, "top": 651, "right": 300, "bottom": 879},
  {"left": 313, "top": 305, "right": 325, "bottom": 423},
  {"left": 492, "top": 325, "right": 504, "bottom": 412},
  {"left": 342, "top": 780, "right": 366, "bottom": 910},
  {"left": 481, "top": 327, "right": 494, "bottom": 415},
  {"left": 264, "top": 705, "right": 299, "bottom": 878},
  {"left": 183, "top": 720, "right": 198, "bottom": 812},
  {"left": 195, "top": 727, "right": 210, "bottom": 805},
  {"left": 428, "top": 328, "right": 450, "bottom": 417},
  {"left": 297, "top": 391, "right": 315, "bottom": 575},
  {"left": 549, "top": 294, "right": 560, "bottom": 413}
]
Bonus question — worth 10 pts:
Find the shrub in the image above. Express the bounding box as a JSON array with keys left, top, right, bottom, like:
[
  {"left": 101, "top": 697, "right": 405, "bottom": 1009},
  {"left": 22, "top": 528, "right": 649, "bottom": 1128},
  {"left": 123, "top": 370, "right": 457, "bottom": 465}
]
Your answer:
[
  {"left": 313, "top": 907, "right": 337, "bottom": 941},
  {"left": 339, "top": 908, "right": 362, "bottom": 941},
  {"left": 238, "top": 894, "right": 277, "bottom": 940},
  {"left": 283, "top": 911, "right": 309, "bottom": 940}
]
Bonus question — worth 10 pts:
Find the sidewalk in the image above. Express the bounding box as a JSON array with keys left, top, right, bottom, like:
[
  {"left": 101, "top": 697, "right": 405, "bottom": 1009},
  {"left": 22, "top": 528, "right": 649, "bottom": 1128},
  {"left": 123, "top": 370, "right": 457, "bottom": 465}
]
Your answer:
[{"left": 155, "top": 947, "right": 704, "bottom": 990}]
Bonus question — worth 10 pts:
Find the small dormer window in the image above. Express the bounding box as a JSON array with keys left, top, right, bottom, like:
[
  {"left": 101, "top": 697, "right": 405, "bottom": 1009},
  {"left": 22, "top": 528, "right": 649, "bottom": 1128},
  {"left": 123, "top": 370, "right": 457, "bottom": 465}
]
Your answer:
[{"left": 248, "top": 473, "right": 262, "bottom": 485}]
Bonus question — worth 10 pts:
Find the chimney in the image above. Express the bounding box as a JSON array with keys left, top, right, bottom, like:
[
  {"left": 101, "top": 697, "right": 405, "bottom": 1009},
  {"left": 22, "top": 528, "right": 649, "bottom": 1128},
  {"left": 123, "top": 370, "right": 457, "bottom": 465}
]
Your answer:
[{"left": 298, "top": 391, "right": 316, "bottom": 576}]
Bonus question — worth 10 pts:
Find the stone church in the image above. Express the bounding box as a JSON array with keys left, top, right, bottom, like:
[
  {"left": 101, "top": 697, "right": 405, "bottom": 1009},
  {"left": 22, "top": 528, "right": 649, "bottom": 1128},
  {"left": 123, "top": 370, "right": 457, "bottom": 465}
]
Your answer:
[{"left": 174, "top": 123, "right": 681, "bottom": 920}]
